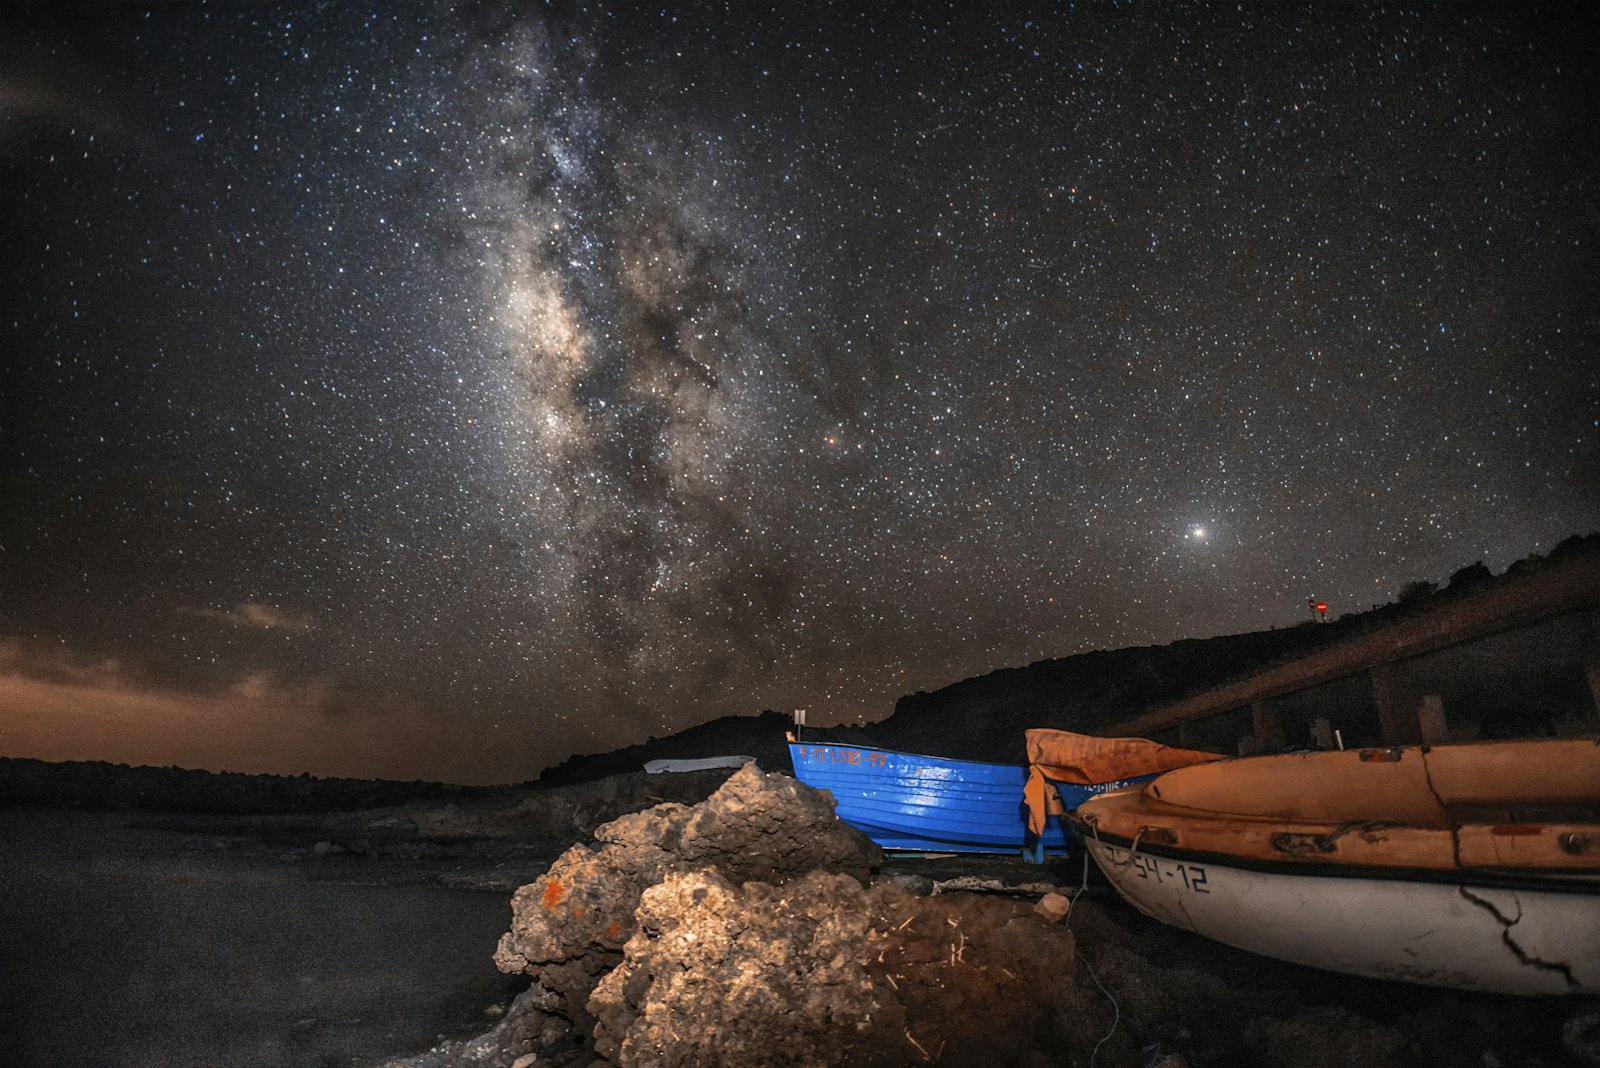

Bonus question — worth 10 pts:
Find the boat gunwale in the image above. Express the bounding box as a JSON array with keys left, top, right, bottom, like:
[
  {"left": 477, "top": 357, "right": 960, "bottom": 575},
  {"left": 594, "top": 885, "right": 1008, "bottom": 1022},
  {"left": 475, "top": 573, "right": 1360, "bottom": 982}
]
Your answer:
[
  {"left": 786, "top": 741, "right": 1028, "bottom": 771},
  {"left": 1072, "top": 821, "right": 1600, "bottom": 894},
  {"left": 795, "top": 772, "right": 1033, "bottom": 795},
  {"left": 1043, "top": 772, "right": 1162, "bottom": 793}
]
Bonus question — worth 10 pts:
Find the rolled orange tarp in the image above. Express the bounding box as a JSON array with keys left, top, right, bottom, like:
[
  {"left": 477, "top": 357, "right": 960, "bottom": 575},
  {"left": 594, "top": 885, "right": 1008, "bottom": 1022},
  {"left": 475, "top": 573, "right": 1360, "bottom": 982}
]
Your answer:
[{"left": 1024, "top": 728, "right": 1224, "bottom": 837}]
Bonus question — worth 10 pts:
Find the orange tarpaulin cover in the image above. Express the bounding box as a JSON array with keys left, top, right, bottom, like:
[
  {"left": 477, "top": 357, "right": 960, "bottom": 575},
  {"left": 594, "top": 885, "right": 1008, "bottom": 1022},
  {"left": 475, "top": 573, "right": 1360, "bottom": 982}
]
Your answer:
[{"left": 1024, "top": 728, "right": 1224, "bottom": 837}]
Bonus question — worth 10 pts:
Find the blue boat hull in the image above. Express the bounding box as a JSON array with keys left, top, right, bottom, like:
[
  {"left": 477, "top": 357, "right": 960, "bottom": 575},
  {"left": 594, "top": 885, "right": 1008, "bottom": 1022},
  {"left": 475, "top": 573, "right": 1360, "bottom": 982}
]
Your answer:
[{"left": 788, "top": 742, "right": 1071, "bottom": 854}]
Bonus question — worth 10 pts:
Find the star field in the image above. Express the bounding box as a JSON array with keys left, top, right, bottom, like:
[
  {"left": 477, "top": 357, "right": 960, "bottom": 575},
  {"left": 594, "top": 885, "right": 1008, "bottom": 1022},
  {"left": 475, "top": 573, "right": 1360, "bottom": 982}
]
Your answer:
[{"left": 3, "top": 2, "right": 1597, "bottom": 782}]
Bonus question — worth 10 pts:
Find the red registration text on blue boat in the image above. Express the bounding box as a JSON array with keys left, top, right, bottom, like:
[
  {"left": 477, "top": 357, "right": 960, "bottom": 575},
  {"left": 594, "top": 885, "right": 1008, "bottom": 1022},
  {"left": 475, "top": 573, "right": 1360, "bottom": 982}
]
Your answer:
[{"left": 794, "top": 746, "right": 890, "bottom": 767}]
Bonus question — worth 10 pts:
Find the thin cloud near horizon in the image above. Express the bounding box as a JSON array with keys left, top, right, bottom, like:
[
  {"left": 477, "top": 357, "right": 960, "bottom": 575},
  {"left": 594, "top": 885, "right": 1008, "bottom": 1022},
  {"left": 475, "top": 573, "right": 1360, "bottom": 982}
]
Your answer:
[
  {"left": 0, "top": 644, "right": 535, "bottom": 784},
  {"left": 195, "top": 602, "right": 316, "bottom": 633}
]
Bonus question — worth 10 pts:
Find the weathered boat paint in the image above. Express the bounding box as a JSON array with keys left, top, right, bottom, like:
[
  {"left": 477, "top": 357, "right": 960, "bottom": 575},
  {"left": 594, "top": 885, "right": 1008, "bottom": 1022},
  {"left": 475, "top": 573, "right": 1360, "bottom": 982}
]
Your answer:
[
  {"left": 1080, "top": 832, "right": 1599, "bottom": 994},
  {"left": 787, "top": 742, "right": 1069, "bottom": 854},
  {"left": 1073, "top": 738, "right": 1600, "bottom": 994}
]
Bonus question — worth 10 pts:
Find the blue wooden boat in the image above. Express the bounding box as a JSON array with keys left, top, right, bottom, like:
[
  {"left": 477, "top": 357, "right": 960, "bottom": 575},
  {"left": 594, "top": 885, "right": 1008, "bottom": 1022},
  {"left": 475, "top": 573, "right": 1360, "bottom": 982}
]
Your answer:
[{"left": 787, "top": 741, "right": 1071, "bottom": 854}]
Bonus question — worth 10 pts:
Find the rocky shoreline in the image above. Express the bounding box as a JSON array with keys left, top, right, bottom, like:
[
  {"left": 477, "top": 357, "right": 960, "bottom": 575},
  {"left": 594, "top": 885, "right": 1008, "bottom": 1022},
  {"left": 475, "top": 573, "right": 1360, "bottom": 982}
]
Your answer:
[
  {"left": 4, "top": 757, "right": 1596, "bottom": 1065},
  {"left": 379, "top": 765, "right": 1598, "bottom": 1068}
]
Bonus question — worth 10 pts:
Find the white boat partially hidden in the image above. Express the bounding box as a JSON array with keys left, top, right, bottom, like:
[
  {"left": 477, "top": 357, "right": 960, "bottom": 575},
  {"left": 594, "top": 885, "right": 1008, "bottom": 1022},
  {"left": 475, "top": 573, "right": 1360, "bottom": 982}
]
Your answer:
[
  {"left": 1071, "top": 738, "right": 1600, "bottom": 995},
  {"left": 643, "top": 755, "right": 755, "bottom": 774}
]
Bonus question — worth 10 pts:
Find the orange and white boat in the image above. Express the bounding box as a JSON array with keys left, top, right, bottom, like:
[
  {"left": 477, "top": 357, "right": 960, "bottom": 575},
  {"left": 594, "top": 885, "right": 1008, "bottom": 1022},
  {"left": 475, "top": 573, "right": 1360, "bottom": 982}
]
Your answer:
[{"left": 1071, "top": 738, "right": 1600, "bottom": 994}]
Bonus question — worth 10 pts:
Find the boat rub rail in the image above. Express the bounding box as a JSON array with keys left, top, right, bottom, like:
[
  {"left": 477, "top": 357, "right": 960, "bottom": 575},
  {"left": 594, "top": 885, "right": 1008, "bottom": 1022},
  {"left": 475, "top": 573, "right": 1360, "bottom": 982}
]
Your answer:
[
  {"left": 1069, "top": 790, "right": 1600, "bottom": 871},
  {"left": 1070, "top": 813, "right": 1600, "bottom": 893}
]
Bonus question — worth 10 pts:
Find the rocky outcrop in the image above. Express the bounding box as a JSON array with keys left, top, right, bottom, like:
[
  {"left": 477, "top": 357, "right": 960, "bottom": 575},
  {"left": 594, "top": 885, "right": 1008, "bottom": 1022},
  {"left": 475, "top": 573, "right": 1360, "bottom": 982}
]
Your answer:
[
  {"left": 492, "top": 764, "right": 881, "bottom": 1032},
  {"left": 667, "top": 758, "right": 881, "bottom": 886},
  {"left": 588, "top": 869, "right": 902, "bottom": 1067},
  {"left": 588, "top": 870, "right": 1094, "bottom": 1068},
  {"left": 390, "top": 984, "right": 579, "bottom": 1068},
  {"left": 483, "top": 763, "right": 1104, "bottom": 1067}
]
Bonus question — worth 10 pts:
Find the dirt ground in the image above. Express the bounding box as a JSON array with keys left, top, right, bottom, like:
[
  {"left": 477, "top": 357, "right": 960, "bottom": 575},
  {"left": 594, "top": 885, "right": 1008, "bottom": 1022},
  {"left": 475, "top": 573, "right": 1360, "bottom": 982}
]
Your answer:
[{"left": 872, "top": 851, "right": 1591, "bottom": 1068}]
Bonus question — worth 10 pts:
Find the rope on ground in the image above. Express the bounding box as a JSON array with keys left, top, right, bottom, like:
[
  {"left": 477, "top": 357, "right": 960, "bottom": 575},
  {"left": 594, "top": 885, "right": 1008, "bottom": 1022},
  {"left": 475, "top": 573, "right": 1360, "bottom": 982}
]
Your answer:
[
  {"left": 1079, "top": 948, "right": 1121, "bottom": 1068},
  {"left": 1067, "top": 841, "right": 1119, "bottom": 1068}
]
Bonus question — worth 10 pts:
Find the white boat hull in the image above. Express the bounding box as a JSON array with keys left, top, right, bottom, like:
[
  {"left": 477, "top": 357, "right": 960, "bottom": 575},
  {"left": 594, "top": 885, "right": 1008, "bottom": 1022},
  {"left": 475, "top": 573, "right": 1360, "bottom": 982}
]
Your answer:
[
  {"left": 643, "top": 756, "right": 755, "bottom": 774},
  {"left": 1084, "top": 837, "right": 1600, "bottom": 995}
]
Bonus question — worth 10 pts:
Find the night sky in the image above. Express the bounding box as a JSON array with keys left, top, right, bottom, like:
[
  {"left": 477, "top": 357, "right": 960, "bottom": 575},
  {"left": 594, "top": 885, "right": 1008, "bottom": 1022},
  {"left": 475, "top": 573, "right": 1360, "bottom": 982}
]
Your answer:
[{"left": 4, "top": 2, "right": 1597, "bottom": 784}]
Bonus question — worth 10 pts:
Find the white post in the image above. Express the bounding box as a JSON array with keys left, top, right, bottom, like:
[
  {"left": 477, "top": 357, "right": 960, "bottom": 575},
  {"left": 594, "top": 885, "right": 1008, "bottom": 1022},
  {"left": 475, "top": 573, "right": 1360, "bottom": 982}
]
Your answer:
[
  {"left": 1418, "top": 694, "right": 1448, "bottom": 745},
  {"left": 1311, "top": 718, "right": 1334, "bottom": 750}
]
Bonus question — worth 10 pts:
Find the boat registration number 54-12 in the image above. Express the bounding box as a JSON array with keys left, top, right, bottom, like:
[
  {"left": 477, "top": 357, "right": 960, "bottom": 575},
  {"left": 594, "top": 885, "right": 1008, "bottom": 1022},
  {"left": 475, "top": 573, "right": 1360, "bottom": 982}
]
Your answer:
[
  {"left": 793, "top": 746, "right": 890, "bottom": 768},
  {"left": 1102, "top": 845, "right": 1210, "bottom": 893}
]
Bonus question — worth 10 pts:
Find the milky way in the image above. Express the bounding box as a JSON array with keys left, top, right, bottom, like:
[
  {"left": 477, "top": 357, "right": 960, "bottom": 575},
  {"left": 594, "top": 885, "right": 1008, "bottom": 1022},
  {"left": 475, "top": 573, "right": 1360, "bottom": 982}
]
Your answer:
[{"left": 3, "top": 3, "right": 1597, "bottom": 781}]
